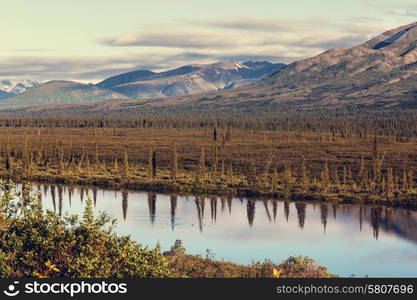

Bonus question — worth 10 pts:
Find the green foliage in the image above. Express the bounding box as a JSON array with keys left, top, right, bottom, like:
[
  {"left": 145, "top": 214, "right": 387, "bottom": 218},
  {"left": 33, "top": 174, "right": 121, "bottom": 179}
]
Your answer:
[
  {"left": 278, "top": 255, "right": 334, "bottom": 278},
  {"left": 0, "top": 180, "right": 173, "bottom": 278},
  {"left": 82, "top": 196, "right": 95, "bottom": 226},
  {"left": 0, "top": 180, "right": 337, "bottom": 278},
  {"left": 167, "top": 252, "right": 335, "bottom": 278},
  {"left": 168, "top": 240, "right": 186, "bottom": 256}
]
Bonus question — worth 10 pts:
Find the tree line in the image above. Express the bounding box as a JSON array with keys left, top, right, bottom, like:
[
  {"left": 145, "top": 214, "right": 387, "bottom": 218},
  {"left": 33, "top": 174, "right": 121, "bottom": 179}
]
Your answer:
[{"left": 0, "top": 108, "right": 417, "bottom": 138}]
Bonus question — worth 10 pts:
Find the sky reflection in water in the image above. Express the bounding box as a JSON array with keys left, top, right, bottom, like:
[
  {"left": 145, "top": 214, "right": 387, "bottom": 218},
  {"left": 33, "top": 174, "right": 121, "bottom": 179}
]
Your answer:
[{"left": 27, "top": 184, "right": 417, "bottom": 277}]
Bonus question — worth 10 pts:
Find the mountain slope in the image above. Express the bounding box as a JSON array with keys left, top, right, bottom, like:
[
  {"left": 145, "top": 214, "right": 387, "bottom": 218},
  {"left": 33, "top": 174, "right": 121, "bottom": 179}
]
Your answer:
[
  {"left": 259, "top": 21, "right": 417, "bottom": 108},
  {"left": 96, "top": 61, "right": 285, "bottom": 98},
  {"left": 0, "top": 79, "right": 40, "bottom": 100},
  {"left": 79, "top": 21, "right": 417, "bottom": 111},
  {"left": 0, "top": 80, "right": 127, "bottom": 108},
  {"left": 0, "top": 90, "right": 14, "bottom": 101}
]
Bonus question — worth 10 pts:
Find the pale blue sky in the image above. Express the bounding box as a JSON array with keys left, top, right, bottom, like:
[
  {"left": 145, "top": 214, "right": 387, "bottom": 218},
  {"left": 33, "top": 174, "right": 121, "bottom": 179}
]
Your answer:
[{"left": 0, "top": 0, "right": 416, "bottom": 82}]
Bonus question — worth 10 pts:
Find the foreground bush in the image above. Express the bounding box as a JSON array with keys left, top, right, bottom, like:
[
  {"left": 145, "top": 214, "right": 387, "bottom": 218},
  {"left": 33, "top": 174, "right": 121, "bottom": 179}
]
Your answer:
[
  {"left": 166, "top": 240, "right": 335, "bottom": 278},
  {"left": 0, "top": 181, "right": 173, "bottom": 278},
  {"left": 167, "top": 254, "right": 335, "bottom": 278},
  {"left": 0, "top": 180, "right": 335, "bottom": 278}
]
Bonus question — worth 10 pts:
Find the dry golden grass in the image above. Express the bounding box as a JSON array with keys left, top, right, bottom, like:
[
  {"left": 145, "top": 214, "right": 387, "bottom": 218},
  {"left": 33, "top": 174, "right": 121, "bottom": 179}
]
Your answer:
[
  {"left": 0, "top": 126, "right": 415, "bottom": 209},
  {"left": 1, "top": 126, "right": 416, "bottom": 175}
]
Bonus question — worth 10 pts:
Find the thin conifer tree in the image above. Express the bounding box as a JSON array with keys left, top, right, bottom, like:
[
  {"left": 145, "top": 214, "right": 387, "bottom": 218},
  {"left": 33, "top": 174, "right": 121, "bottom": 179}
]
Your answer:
[
  {"left": 113, "top": 157, "right": 119, "bottom": 173},
  {"left": 301, "top": 158, "right": 308, "bottom": 192},
  {"left": 171, "top": 144, "right": 178, "bottom": 180},
  {"left": 321, "top": 160, "right": 330, "bottom": 193},
  {"left": 199, "top": 148, "right": 206, "bottom": 183},
  {"left": 123, "top": 150, "right": 129, "bottom": 176}
]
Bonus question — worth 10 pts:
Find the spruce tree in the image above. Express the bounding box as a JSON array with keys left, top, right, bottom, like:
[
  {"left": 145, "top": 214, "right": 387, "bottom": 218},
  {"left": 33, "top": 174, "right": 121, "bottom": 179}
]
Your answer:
[
  {"left": 213, "top": 122, "right": 218, "bottom": 142},
  {"left": 225, "top": 125, "right": 231, "bottom": 142},
  {"left": 386, "top": 168, "right": 393, "bottom": 198},
  {"left": 301, "top": 158, "right": 308, "bottom": 192},
  {"left": 199, "top": 148, "right": 206, "bottom": 182},
  {"left": 226, "top": 164, "right": 233, "bottom": 182},
  {"left": 220, "top": 159, "right": 225, "bottom": 177},
  {"left": 94, "top": 143, "right": 100, "bottom": 166},
  {"left": 152, "top": 149, "right": 157, "bottom": 177},
  {"left": 82, "top": 197, "right": 94, "bottom": 226},
  {"left": 211, "top": 141, "right": 218, "bottom": 173},
  {"left": 321, "top": 160, "right": 329, "bottom": 193},
  {"left": 123, "top": 150, "right": 129, "bottom": 176},
  {"left": 78, "top": 147, "right": 86, "bottom": 172},
  {"left": 113, "top": 157, "right": 119, "bottom": 173},
  {"left": 171, "top": 144, "right": 178, "bottom": 180},
  {"left": 271, "top": 167, "right": 279, "bottom": 192},
  {"left": 372, "top": 134, "right": 381, "bottom": 189},
  {"left": 333, "top": 166, "right": 340, "bottom": 189}
]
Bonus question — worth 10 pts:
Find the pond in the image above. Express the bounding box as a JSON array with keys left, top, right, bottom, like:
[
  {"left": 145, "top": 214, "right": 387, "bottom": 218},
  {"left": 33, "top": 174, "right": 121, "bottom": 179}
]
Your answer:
[{"left": 26, "top": 184, "right": 417, "bottom": 277}]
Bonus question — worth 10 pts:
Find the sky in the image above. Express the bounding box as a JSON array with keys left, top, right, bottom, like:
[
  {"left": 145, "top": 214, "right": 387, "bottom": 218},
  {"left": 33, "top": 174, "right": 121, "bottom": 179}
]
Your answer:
[{"left": 0, "top": 0, "right": 416, "bottom": 83}]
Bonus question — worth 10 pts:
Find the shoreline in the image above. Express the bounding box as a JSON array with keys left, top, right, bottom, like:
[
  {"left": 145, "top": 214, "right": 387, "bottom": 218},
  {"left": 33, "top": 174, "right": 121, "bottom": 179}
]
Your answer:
[{"left": 2, "top": 170, "right": 417, "bottom": 210}]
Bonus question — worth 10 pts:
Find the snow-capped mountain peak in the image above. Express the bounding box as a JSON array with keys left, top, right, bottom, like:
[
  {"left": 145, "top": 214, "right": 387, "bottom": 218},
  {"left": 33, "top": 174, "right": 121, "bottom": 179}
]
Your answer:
[
  {"left": 234, "top": 62, "right": 250, "bottom": 70},
  {"left": 0, "top": 79, "right": 40, "bottom": 94}
]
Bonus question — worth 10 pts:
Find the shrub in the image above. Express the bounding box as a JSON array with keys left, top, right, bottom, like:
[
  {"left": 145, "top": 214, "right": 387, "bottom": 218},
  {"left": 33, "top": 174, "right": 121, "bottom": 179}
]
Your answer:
[
  {"left": 164, "top": 239, "right": 186, "bottom": 257},
  {"left": 0, "top": 180, "right": 173, "bottom": 278},
  {"left": 278, "top": 255, "right": 334, "bottom": 278},
  {"left": 167, "top": 249, "right": 335, "bottom": 278},
  {"left": 0, "top": 180, "right": 336, "bottom": 278}
]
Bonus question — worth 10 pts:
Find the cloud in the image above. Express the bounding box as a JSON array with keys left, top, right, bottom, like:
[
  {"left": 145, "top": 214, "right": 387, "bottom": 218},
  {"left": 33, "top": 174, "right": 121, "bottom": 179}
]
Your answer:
[
  {"left": 2, "top": 17, "right": 379, "bottom": 83},
  {"left": 100, "top": 17, "right": 386, "bottom": 58},
  {"left": 364, "top": 0, "right": 417, "bottom": 19},
  {"left": 0, "top": 49, "right": 279, "bottom": 83},
  {"left": 13, "top": 49, "right": 54, "bottom": 52},
  {"left": 0, "top": 54, "right": 172, "bottom": 83},
  {"left": 393, "top": 8, "right": 417, "bottom": 17},
  {"left": 183, "top": 17, "right": 300, "bottom": 32},
  {"left": 100, "top": 30, "right": 254, "bottom": 48},
  {"left": 98, "top": 23, "right": 335, "bottom": 70},
  {"left": 263, "top": 33, "right": 371, "bottom": 50},
  {"left": 180, "top": 17, "right": 388, "bottom": 35},
  {"left": 180, "top": 16, "right": 405, "bottom": 45},
  {"left": 0, "top": 46, "right": 298, "bottom": 84},
  {"left": 97, "top": 19, "right": 376, "bottom": 71},
  {"left": 217, "top": 54, "right": 289, "bottom": 63},
  {"left": 4, "top": 12, "right": 410, "bottom": 83}
]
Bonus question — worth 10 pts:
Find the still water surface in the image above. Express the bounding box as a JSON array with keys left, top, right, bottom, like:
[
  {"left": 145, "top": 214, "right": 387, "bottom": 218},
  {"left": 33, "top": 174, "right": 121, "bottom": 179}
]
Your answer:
[{"left": 26, "top": 184, "right": 417, "bottom": 277}]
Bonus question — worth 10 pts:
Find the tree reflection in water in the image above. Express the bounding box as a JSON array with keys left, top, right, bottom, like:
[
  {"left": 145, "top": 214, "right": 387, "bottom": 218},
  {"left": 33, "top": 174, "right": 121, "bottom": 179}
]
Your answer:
[
  {"left": 122, "top": 191, "right": 128, "bottom": 221},
  {"left": 170, "top": 195, "right": 177, "bottom": 230},
  {"left": 147, "top": 192, "right": 156, "bottom": 225},
  {"left": 295, "top": 202, "right": 306, "bottom": 229},
  {"left": 31, "top": 184, "right": 417, "bottom": 242}
]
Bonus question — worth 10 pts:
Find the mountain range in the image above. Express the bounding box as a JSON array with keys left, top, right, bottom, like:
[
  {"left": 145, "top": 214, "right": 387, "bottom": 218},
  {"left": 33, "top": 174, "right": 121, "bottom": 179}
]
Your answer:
[
  {"left": 0, "top": 81, "right": 127, "bottom": 108},
  {"left": 2, "top": 21, "right": 417, "bottom": 112},
  {"left": 0, "top": 61, "right": 284, "bottom": 108},
  {"left": 125, "top": 20, "right": 417, "bottom": 111},
  {"left": 96, "top": 61, "right": 285, "bottom": 98},
  {"left": 0, "top": 80, "right": 39, "bottom": 100}
]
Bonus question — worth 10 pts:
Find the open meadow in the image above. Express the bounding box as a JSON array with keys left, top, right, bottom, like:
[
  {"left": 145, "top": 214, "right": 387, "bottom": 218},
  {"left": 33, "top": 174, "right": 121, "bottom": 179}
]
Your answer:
[{"left": 1, "top": 112, "right": 416, "bottom": 208}]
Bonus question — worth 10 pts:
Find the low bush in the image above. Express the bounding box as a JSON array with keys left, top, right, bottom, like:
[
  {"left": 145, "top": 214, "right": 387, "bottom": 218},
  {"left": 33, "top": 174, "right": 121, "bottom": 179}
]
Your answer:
[
  {"left": 0, "top": 180, "right": 173, "bottom": 278},
  {"left": 0, "top": 180, "right": 335, "bottom": 278}
]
